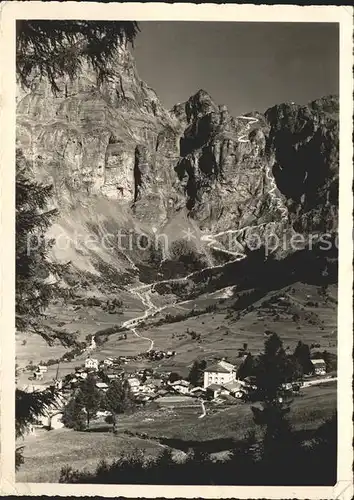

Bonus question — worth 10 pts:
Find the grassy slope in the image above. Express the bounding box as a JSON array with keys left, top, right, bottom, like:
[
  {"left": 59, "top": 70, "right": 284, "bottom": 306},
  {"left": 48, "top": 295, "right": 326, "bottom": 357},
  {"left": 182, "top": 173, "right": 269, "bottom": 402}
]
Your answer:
[
  {"left": 16, "top": 429, "right": 163, "bottom": 483},
  {"left": 16, "top": 382, "right": 336, "bottom": 483}
]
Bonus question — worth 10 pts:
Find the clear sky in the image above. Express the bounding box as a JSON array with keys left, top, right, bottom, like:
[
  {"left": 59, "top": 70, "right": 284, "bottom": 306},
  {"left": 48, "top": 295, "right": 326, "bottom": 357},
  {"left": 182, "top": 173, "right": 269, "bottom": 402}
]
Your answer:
[{"left": 132, "top": 22, "right": 339, "bottom": 116}]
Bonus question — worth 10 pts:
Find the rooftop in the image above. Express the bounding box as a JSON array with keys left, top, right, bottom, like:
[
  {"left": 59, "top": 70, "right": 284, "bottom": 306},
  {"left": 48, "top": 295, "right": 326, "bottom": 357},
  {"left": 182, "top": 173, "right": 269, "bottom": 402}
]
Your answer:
[
  {"left": 204, "top": 361, "right": 235, "bottom": 374},
  {"left": 311, "top": 359, "right": 326, "bottom": 365},
  {"left": 206, "top": 383, "right": 223, "bottom": 391},
  {"left": 170, "top": 380, "right": 190, "bottom": 387},
  {"left": 222, "top": 380, "right": 244, "bottom": 391},
  {"left": 96, "top": 382, "right": 108, "bottom": 389}
]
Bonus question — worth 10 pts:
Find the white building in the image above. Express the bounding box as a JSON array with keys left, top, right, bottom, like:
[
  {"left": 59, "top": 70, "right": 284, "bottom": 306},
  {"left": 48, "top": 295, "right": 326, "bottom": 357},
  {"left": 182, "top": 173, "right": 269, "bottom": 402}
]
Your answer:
[
  {"left": 33, "top": 371, "right": 44, "bottom": 380},
  {"left": 203, "top": 360, "right": 237, "bottom": 389},
  {"left": 96, "top": 382, "right": 109, "bottom": 391},
  {"left": 127, "top": 377, "right": 140, "bottom": 393},
  {"left": 311, "top": 359, "right": 326, "bottom": 375},
  {"left": 169, "top": 380, "right": 190, "bottom": 394},
  {"left": 103, "top": 358, "right": 114, "bottom": 367},
  {"left": 85, "top": 357, "right": 99, "bottom": 371},
  {"left": 88, "top": 336, "right": 96, "bottom": 350}
]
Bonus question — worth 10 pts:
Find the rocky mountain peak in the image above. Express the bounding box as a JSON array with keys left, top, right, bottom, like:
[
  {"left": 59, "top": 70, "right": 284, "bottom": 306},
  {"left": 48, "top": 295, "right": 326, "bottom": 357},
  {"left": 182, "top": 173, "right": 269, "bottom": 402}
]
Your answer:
[{"left": 16, "top": 44, "right": 338, "bottom": 275}]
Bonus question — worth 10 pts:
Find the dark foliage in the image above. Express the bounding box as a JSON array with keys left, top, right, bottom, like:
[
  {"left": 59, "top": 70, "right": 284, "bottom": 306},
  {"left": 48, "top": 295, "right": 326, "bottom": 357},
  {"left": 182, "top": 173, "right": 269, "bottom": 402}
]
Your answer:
[
  {"left": 59, "top": 413, "right": 336, "bottom": 485},
  {"left": 187, "top": 359, "right": 206, "bottom": 386},
  {"left": 16, "top": 149, "right": 71, "bottom": 338},
  {"left": 15, "top": 386, "right": 59, "bottom": 438},
  {"left": 17, "top": 20, "right": 139, "bottom": 92},
  {"left": 62, "top": 394, "right": 87, "bottom": 431},
  {"left": 293, "top": 340, "right": 313, "bottom": 374},
  {"left": 105, "top": 379, "right": 135, "bottom": 433},
  {"left": 237, "top": 353, "right": 255, "bottom": 380}
]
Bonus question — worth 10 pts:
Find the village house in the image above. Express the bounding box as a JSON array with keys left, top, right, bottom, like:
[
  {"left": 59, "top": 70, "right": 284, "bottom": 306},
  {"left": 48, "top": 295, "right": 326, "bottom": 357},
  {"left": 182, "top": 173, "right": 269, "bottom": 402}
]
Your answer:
[
  {"left": 75, "top": 368, "right": 88, "bottom": 379},
  {"left": 221, "top": 379, "right": 245, "bottom": 398},
  {"left": 33, "top": 370, "right": 44, "bottom": 380},
  {"left": 206, "top": 383, "right": 223, "bottom": 399},
  {"left": 95, "top": 382, "right": 109, "bottom": 392},
  {"left": 311, "top": 358, "right": 326, "bottom": 375},
  {"left": 85, "top": 357, "right": 99, "bottom": 371},
  {"left": 190, "top": 387, "right": 207, "bottom": 398},
  {"left": 32, "top": 364, "right": 48, "bottom": 380},
  {"left": 103, "top": 357, "right": 114, "bottom": 367},
  {"left": 127, "top": 377, "right": 140, "bottom": 394},
  {"left": 203, "top": 360, "right": 237, "bottom": 388},
  {"left": 168, "top": 379, "right": 191, "bottom": 394}
]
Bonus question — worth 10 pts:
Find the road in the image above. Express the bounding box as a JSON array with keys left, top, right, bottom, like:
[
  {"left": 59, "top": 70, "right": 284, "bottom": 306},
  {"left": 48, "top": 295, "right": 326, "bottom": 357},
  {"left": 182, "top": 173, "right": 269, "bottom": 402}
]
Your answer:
[{"left": 121, "top": 115, "right": 289, "bottom": 352}]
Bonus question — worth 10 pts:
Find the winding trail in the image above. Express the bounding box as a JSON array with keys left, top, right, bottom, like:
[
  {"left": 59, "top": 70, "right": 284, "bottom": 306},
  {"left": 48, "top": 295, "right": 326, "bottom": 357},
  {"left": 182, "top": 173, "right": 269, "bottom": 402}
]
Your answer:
[
  {"left": 121, "top": 115, "right": 288, "bottom": 351},
  {"left": 199, "top": 400, "right": 207, "bottom": 419}
]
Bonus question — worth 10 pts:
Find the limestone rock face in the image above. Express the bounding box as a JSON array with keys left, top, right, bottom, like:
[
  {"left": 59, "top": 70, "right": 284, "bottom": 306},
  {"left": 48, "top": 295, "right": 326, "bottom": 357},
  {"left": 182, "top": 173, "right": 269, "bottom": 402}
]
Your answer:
[
  {"left": 17, "top": 43, "right": 338, "bottom": 270},
  {"left": 265, "top": 96, "right": 339, "bottom": 234},
  {"left": 16, "top": 42, "right": 180, "bottom": 218}
]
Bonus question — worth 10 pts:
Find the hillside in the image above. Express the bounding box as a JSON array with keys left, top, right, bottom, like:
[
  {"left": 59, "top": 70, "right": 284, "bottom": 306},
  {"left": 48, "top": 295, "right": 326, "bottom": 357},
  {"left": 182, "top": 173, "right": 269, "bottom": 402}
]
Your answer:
[
  {"left": 16, "top": 40, "right": 338, "bottom": 376},
  {"left": 17, "top": 39, "right": 338, "bottom": 283}
]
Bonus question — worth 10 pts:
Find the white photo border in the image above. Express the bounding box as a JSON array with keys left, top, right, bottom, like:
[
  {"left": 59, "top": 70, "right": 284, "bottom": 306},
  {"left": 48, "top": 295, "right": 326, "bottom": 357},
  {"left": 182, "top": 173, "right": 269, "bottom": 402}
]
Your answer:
[{"left": 0, "top": 2, "right": 353, "bottom": 498}]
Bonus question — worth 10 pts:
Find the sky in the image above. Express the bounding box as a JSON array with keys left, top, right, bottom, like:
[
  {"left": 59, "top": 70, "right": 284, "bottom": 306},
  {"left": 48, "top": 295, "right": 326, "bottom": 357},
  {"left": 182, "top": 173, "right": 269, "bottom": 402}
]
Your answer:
[{"left": 132, "top": 22, "right": 339, "bottom": 116}]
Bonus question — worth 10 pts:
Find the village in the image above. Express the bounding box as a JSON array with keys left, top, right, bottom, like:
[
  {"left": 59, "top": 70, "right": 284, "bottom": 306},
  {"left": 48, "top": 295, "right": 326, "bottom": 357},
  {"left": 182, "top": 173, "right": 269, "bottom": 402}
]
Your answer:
[{"left": 24, "top": 332, "right": 335, "bottom": 432}]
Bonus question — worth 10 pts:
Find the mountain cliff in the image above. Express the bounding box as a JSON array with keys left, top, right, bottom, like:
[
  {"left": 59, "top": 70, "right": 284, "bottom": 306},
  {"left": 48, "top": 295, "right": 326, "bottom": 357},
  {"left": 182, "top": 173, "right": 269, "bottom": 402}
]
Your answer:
[{"left": 16, "top": 41, "right": 338, "bottom": 280}]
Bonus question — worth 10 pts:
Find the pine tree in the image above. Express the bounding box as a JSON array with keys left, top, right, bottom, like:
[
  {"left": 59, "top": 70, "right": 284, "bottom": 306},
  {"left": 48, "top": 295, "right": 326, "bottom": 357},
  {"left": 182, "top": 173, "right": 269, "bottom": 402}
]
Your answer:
[
  {"left": 168, "top": 372, "right": 181, "bottom": 383},
  {"left": 15, "top": 150, "right": 71, "bottom": 463},
  {"left": 187, "top": 360, "right": 206, "bottom": 387},
  {"left": 237, "top": 353, "right": 255, "bottom": 380},
  {"left": 16, "top": 149, "right": 70, "bottom": 340},
  {"left": 15, "top": 20, "right": 139, "bottom": 464},
  {"left": 79, "top": 374, "right": 101, "bottom": 429},
  {"left": 105, "top": 379, "right": 134, "bottom": 433},
  {"left": 17, "top": 20, "right": 139, "bottom": 92},
  {"left": 62, "top": 393, "right": 86, "bottom": 431},
  {"left": 293, "top": 340, "right": 312, "bottom": 374},
  {"left": 251, "top": 332, "right": 295, "bottom": 479}
]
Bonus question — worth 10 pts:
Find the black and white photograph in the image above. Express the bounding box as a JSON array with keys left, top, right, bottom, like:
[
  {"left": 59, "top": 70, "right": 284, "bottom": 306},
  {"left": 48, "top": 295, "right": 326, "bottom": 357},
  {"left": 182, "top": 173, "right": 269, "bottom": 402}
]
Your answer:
[{"left": 0, "top": 2, "right": 353, "bottom": 496}]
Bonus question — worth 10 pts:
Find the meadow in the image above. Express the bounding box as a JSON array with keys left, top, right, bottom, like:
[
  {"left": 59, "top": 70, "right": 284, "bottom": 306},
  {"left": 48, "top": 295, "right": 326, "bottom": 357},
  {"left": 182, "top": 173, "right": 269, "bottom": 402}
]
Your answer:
[{"left": 16, "top": 381, "right": 336, "bottom": 483}]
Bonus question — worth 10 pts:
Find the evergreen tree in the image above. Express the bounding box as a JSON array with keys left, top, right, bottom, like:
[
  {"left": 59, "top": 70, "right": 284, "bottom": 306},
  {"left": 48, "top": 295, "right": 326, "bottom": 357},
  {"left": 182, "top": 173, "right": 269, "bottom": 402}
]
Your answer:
[
  {"left": 62, "top": 393, "right": 86, "bottom": 431},
  {"left": 17, "top": 20, "right": 139, "bottom": 92},
  {"left": 16, "top": 149, "right": 70, "bottom": 339},
  {"left": 237, "top": 353, "right": 255, "bottom": 380},
  {"left": 187, "top": 360, "right": 206, "bottom": 387},
  {"left": 168, "top": 372, "right": 181, "bottom": 383},
  {"left": 15, "top": 19, "right": 139, "bottom": 465},
  {"left": 254, "top": 332, "right": 296, "bottom": 402},
  {"left": 251, "top": 332, "right": 295, "bottom": 479},
  {"left": 79, "top": 374, "right": 101, "bottom": 429},
  {"left": 105, "top": 379, "right": 134, "bottom": 433},
  {"left": 293, "top": 341, "right": 312, "bottom": 374}
]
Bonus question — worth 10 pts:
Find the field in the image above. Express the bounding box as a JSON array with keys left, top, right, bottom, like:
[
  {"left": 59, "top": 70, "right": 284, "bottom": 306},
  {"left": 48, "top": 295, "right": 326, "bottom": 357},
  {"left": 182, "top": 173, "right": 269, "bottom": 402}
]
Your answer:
[
  {"left": 16, "top": 281, "right": 337, "bottom": 385},
  {"left": 16, "top": 289, "right": 146, "bottom": 387},
  {"left": 97, "top": 281, "right": 337, "bottom": 376},
  {"left": 16, "top": 427, "right": 163, "bottom": 483},
  {"left": 16, "top": 381, "right": 336, "bottom": 483},
  {"left": 16, "top": 277, "right": 337, "bottom": 483}
]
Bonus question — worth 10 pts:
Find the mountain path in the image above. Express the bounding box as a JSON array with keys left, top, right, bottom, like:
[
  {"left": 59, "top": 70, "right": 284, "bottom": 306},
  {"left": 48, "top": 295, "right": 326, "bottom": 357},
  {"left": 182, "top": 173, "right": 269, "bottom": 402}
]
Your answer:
[{"left": 121, "top": 117, "right": 288, "bottom": 352}]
